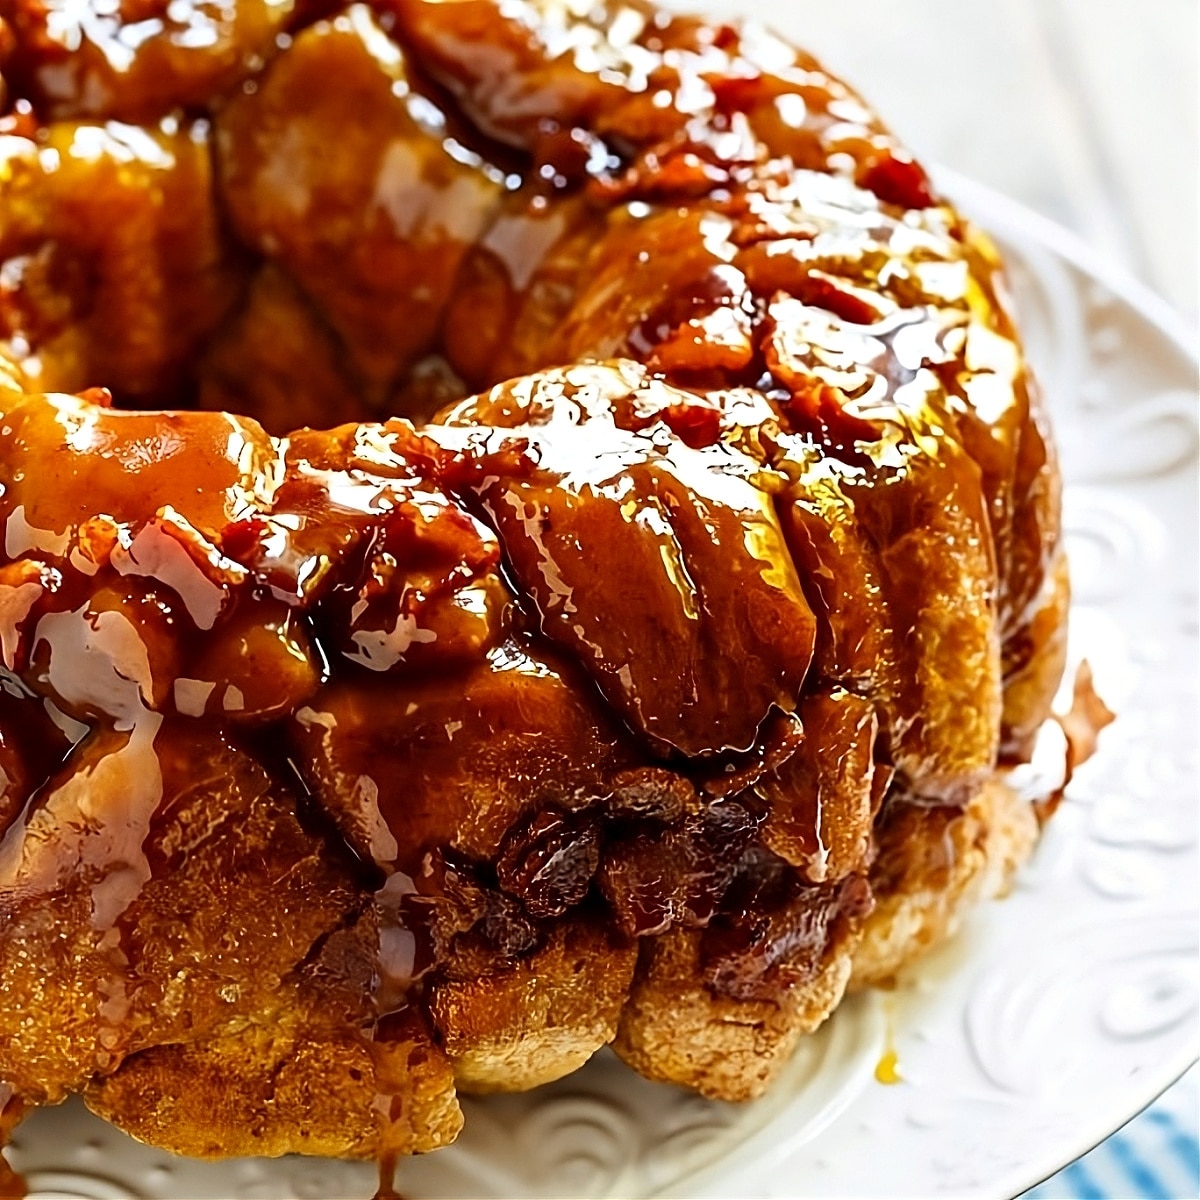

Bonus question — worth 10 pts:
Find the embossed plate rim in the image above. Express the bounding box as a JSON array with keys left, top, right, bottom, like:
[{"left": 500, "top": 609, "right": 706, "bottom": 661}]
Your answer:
[{"left": 939, "top": 167, "right": 1198, "bottom": 1200}]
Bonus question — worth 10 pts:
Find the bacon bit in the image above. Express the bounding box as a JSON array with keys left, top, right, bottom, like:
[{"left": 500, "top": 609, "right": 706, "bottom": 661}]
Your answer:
[
  {"left": 78, "top": 386, "right": 114, "bottom": 410},
  {"left": 860, "top": 150, "right": 935, "bottom": 210},
  {"left": 0, "top": 559, "right": 45, "bottom": 589},
  {"left": 729, "top": 214, "right": 821, "bottom": 249},
  {"left": 649, "top": 307, "right": 755, "bottom": 379},
  {"left": 375, "top": 420, "right": 457, "bottom": 480},
  {"left": 760, "top": 295, "right": 885, "bottom": 448},
  {"left": 652, "top": 150, "right": 731, "bottom": 192},
  {"left": 403, "top": 500, "right": 500, "bottom": 578},
  {"left": 0, "top": 105, "right": 37, "bottom": 142},
  {"left": 784, "top": 375, "right": 881, "bottom": 447},
  {"left": 532, "top": 124, "right": 600, "bottom": 190},
  {"left": 711, "top": 23, "right": 739, "bottom": 52},
  {"left": 7, "top": 0, "right": 69, "bottom": 60},
  {"left": 154, "top": 509, "right": 249, "bottom": 584},
  {"left": 111, "top": 509, "right": 249, "bottom": 631},
  {"left": 660, "top": 398, "right": 723, "bottom": 448},
  {"left": 1036, "top": 660, "right": 1116, "bottom": 824},
  {"left": 739, "top": 248, "right": 890, "bottom": 326},
  {"left": 76, "top": 514, "right": 121, "bottom": 568},
  {"left": 118, "top": 0, "right": 170, "bottom": 25},
  {"left": 220, "top": 516, "right": 268, "bottom": 562},
  {"left": 440, "top": 437, "right": 535, "bottom": 491},
  {"left": 790, "top": 272, "right": 882, "bottom": 326},
  {"left": 592, "top": 146, "right": 730, "bottom": 203},
  {"left": 709, "top": 73, "right": 765, "bottom": 116}
]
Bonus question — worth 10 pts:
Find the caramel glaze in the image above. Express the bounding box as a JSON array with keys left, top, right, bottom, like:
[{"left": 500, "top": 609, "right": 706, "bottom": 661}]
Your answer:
[{"left": 0, "top": 0, "right": 1068, "bottom": 1178}]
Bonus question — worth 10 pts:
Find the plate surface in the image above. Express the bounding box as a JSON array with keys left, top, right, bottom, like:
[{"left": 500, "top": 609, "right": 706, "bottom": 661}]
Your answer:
[{"left": 7, "top": 175, "right": 1199, "bottom": 1200}]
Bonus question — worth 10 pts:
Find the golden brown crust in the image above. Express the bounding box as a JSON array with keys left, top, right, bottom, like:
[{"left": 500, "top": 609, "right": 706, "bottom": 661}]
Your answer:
[
  {"left": 613, "top": 923, "right": 857, "bottom": 1102},
  {"left": 215, "top": 6, "right": 502, "bottom": 404},
  {"left": 0, "top": 120, "right": 241, "bottom": 401},
  {"left": 432, "top": 917, "right": 638, "bottom": 1094},
  {"left": 197, "top": 267, "right": 366, "bottom": 434},
  {"left": 0, "top": 729, "right": 364, "bottom": 1104},
  {"left": 85, "top": 1010, "right": 462, "bottom": 1159},
  {"left": 851, "top": 779, "right": 1041, "bottom": 989},
  {"left": 1001, "top": 551, "right": 1072, "bottom": 761}
]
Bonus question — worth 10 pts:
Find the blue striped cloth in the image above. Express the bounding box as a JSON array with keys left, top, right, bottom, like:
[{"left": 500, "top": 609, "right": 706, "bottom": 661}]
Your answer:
[{"left": 1022, "top": 1067, "right": 1199, "bottom": 1200}]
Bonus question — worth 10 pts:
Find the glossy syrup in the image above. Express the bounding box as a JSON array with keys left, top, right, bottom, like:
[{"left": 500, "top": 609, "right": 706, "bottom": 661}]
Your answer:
[{"left": 0, "top": 1088, "right": 26, "bottom": 1200}]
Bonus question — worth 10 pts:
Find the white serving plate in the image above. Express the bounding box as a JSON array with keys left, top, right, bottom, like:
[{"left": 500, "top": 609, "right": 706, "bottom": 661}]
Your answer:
[{"left": 7, "top": 172, "right": 1198, "bottom": 1200}]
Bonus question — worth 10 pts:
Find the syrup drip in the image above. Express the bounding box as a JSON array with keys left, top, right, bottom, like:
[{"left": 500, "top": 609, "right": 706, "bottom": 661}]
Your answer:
[
  {"left": 874, "top": 1001, "right": 904, "bottom": 1085},
  {"left": 366, "top": 1011, "right": 440, "bottom": 1200},
  {"left": 0, "top": 1088, "right": 27, "bottom": 1200},
  {"left": 374, "top": 1145, "right": 405, "bottom": 1200},
  {"left": 874, "top": 1047, "right": 903, "bottom": 1086}
]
